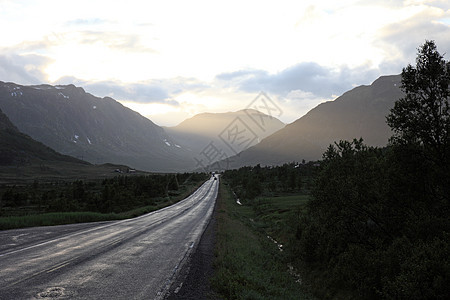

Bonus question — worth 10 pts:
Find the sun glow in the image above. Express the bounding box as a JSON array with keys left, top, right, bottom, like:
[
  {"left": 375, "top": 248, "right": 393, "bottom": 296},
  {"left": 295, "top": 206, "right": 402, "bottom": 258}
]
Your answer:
[
  {"left": 1, "top": 0, "right": 449, "bottom": 126},
  {"left": 119, "top": 101, "right": 177, "bottom": 116}
]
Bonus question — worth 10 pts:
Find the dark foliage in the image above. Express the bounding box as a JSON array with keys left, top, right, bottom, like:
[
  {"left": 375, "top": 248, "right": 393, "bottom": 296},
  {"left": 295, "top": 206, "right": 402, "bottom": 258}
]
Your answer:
[
  {"left": 296, "top": 41, "right": 450, "bottom": 299},
  {"left": 387, "top": 40, "right": 450, "bottom": 161},
  {"left": 296, "top": 139, "right": 449, "bottom": 299},
  {"left": 221, "top": 41, "right": 450, "bottom": 299},
  {"left": 0, "top": 173, "right": 207, "bottom": 216},
  {"left": 222, "top": 162, "right": 316, "bottom": 203}
]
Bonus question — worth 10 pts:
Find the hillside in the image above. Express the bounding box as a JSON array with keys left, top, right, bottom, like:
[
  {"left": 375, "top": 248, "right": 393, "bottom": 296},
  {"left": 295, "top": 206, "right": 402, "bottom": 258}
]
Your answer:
[
  {"left": 0, "top": 108, "right": 147, "bottom": 183},
  {"left": 0, "top": 81, "right": 192, "bottom": 172},
  {"left": 216, "top": 75, "right": 403, "bottom": 169},
  {"left": 0, "top": 108, "right": 87, "bottom": 166},
  {"left": 165, "top": 109, "right": 285, "bottom": 167}
]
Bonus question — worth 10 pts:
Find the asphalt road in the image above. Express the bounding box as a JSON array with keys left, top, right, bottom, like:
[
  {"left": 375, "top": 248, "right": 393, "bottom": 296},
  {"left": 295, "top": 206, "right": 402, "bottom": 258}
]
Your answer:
[{"left": 0, "top": 176, "right": 218, "bottom": 300}]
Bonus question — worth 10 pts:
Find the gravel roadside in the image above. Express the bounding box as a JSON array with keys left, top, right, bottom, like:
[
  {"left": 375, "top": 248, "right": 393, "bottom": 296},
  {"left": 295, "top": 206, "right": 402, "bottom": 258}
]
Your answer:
[{"left": 165, "top": 194, "right": 219, "bottom": 300}]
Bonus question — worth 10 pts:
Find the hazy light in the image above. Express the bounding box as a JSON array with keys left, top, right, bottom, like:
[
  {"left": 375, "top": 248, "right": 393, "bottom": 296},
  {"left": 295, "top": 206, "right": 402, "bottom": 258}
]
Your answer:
[{"left": 1, "top": 0, "right": 449, "bottom": 125}]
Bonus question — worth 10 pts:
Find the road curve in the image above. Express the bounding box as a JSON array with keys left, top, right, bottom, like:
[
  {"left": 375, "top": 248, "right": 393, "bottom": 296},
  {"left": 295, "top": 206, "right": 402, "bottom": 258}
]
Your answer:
[{"left": 0, "top": 176, "right": 219, "bottom": 299}]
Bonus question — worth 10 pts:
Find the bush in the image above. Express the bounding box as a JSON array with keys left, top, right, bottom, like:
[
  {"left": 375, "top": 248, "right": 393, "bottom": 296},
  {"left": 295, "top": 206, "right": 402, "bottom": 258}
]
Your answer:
[{"left": 296, "top": 139, "right": 450, "bottom": 298}]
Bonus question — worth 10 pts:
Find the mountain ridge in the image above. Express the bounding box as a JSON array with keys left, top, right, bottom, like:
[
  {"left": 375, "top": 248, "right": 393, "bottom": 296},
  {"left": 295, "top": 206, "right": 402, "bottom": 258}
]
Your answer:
[
  {"left": 1, "top": 75, "right": 404, "bottom": 172},
  {"left": 0, "top": 81, "right": 192, "bottom": 172},
  {"left": 165, "top": 109, "right": 285, "bottom": 168},
  {"left": 0, "top": 107, "right": 149, "bottom": 183},
  {"left": 213, "top": 74, "right": 403, "bottom": 169}
]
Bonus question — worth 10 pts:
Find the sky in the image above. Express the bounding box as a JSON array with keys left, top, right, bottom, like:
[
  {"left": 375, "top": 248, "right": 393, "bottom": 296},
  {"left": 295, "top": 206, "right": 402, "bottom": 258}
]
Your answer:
[{"left": 1, "top": 0, "right": 450, "bottom": 126}]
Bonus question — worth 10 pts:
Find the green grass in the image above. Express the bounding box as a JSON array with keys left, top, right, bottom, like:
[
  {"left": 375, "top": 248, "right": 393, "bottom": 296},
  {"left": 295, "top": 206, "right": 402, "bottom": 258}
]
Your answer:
[
  {"left": 0, "top": 180, "right": 205, "bottom": 230},
  {"left": 0, "top": 211, "right": 122, "bottom": 230},
  {"left": 251, "top": 195, "right": 310, "bottom": 243},
  {"left": 253, "top": 195, "right": 310, "bottom": 221},
  {"left": 0, "top": 161, "right": 150, "bottom": 185},
  {"left": 211, "top": 182, "right": 313, "bottom": 300}
]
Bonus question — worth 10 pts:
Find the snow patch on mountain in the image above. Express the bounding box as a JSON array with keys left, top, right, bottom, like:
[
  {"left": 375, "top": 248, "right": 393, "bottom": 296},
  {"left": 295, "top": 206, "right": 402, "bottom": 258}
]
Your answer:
[
  {"left": 10, "top": 89, "right": 23, "bottom": 97},
  {"left": 59, "top": 92, "right": 69, "bottom": 99}
]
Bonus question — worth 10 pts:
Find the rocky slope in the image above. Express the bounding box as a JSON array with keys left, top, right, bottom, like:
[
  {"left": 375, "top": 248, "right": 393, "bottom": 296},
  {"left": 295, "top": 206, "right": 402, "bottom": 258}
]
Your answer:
[
  {"left": 0, "top": 107, "right": 87, "bottom": 166},
  {"left": 0, "top": 81, "right": 191, "bottom": 172}
]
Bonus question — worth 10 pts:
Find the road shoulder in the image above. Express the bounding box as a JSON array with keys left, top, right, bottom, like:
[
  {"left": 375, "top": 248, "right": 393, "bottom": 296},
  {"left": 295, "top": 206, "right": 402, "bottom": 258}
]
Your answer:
[{"left": 165, "top": 191, "right": 219, "bottom": 300}]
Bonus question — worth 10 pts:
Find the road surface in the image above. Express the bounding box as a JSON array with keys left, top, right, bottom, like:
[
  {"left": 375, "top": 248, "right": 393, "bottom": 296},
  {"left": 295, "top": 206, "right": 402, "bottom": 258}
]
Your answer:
[{"left": 0, "top": 176, "right": 218, "bottom": 299}]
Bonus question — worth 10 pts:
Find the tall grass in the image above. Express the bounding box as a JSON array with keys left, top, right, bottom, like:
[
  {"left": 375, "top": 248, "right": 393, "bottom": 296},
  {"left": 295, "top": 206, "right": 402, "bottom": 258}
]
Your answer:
[{"left": 211, "top": 182, "right": 313, "bottom": 299}]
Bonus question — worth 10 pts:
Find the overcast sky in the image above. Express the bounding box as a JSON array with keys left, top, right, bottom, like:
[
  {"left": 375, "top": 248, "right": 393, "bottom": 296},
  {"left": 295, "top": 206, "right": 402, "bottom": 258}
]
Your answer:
[{"left": 1, "top": 0, "right": 449, "bottom": 126}]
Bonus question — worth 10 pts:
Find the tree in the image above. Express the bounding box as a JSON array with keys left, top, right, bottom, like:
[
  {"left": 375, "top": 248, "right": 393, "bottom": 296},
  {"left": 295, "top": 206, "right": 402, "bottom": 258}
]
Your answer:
[
  {"left": 387, "top": 40, "right": 450, "bottom": 161},
  {"left": 293, "top": 41, "right": 450, "bottom": 299},
  {"left": 387, "top": 40, "right": 450, "bottom": 202}
]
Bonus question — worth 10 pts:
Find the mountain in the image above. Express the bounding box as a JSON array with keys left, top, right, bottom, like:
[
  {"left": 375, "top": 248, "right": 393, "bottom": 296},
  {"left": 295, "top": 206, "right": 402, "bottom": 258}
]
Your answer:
[
  {"left": 0, "top": 107, "right": 147, "bottom": 183},
  {"left": 0, "top": 107, "right": 87, "bottom": 166},
  {"left": 0, "top": 81, "right": 192, "bottom": 172},
  {"left": 216, "top": 75, "right": 404, "bottom": 169},
  {"left": 165, "top": 109, "right": 285, "bottom": 169}
]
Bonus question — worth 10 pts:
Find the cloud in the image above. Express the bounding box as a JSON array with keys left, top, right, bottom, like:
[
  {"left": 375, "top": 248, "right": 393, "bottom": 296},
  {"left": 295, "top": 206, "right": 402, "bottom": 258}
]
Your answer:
[
  {"left": 62, "top": 17, "right": 158, "bottom": 54},
  {"left": 0, "top": 53, "right": 51, "bottom": 84},
  {"left": 75, "top": 31, "right": 158, "bottom": 53},
  {"left": 403, "top": 0, "right": 450, "bottom": 9},
  {"left": 54, "top": 76, "right": 212, "bottom": 106},
  {"left": 375, "top": 4, "right": 450, "bottom": 67},
  {"left": 3, "top": 38, "right": 56, "bottom": 53},
  {"left": 89, "top": 82, "right": 173, "bottom": 103},
  {"left": 65, "top": 18, "right": 111, "bottom": 27},
  {"left": 55, "top": 77, "right": 172, "bottom": 104},
  {"left": 362, "top": 0, "right": 404, "bottom": 7},
  {"left": 215, "top": 69, "right": 268, "bottom": 82},
  {"left": 216, "top": 62, "right": 382, "bottom": 99}
]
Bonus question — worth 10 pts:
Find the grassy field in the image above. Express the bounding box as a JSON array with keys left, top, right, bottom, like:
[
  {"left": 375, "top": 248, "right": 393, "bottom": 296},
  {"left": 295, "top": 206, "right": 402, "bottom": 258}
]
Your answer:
[
  {"left": 251, "top": 194, "right": 310, "bottom": 238},
  {"left": 0, "top": 178, "right": 205, "bottom": 230},
  {"left": 0, "top": 211, "right": 122, "bottom": 229},
  {"left": 0, "top": 162, "right": 149, "bottom": 185},
  {"left": 211, "top": 182, "right": 313, "bottom": 300}
]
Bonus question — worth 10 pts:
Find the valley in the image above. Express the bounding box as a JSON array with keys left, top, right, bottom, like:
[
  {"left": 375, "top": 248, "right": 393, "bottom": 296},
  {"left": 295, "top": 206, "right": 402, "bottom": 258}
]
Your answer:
[
  {"left": 0, "top": 75, "right": 405, "bottom": 174},
  {"left": 1, "top": 0, "right": 449, "bottom": 297},
  {"left": 0, "top": 40, "right": 449, "bottom": 299}
]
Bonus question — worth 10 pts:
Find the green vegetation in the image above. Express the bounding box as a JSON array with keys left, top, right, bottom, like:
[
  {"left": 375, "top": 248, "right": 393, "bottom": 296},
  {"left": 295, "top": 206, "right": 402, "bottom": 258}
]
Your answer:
[
  {"left": 297, "top": 138, "right": 449, "bottom": 299},
  {"left": 294, "top": 41, "right": 450, "bottom": 299},
  {"left": 0, "top": 162, "right": 148, "bottom": 185},
  {"left": 211, "top": 181, "right": 313, "bottom": 300},
  {"left": 251, "top": 194, "right": 310, "bottom": 242},
  {"left": 0, "top": 211, "right": 121, "bottom": 229},
  {"left": 217, "top": 41, "right": 450, "bottom": 299},
  {"left": 0, "top": 172, "right": 208, "bottom": 230}
]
